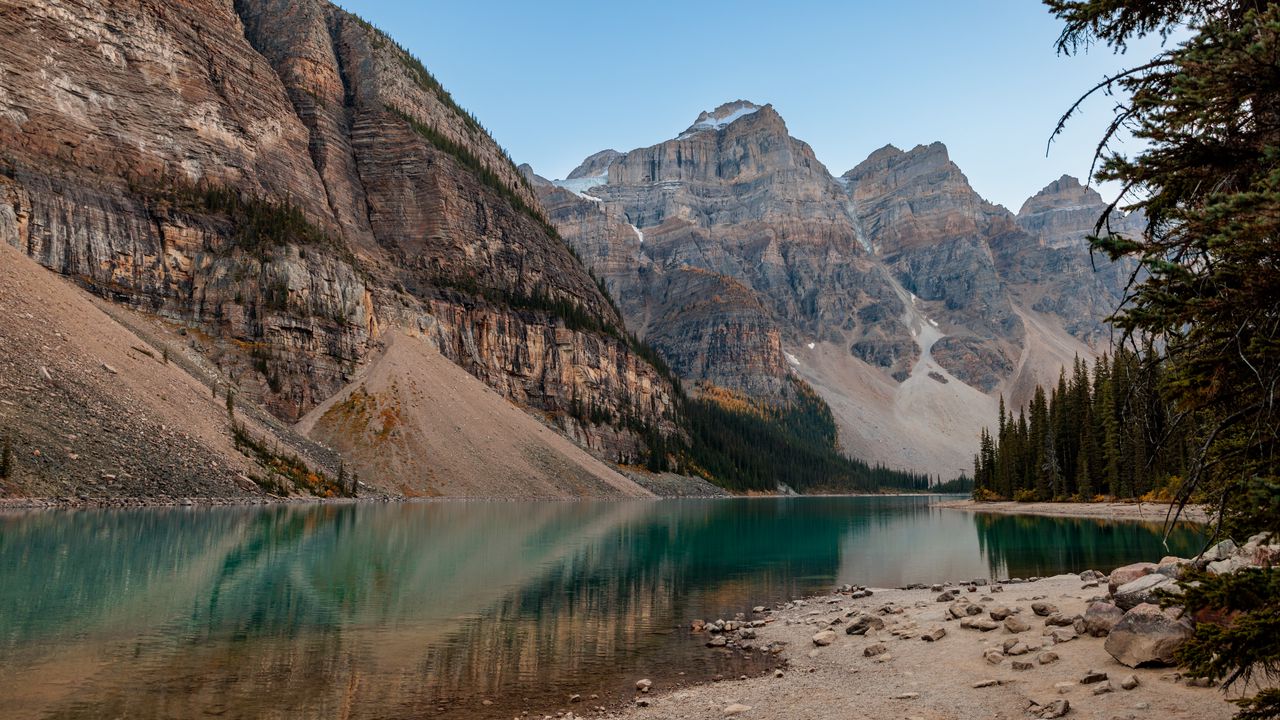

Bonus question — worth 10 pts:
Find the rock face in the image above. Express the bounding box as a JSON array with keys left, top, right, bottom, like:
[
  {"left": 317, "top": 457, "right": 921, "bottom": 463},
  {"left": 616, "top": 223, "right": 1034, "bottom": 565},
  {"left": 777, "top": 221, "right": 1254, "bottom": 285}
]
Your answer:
[
  {"left": 1104, "top": 603, "right": 1193, "bottom": 667},
  {"left": 533, "top": 101, "right": 1134, "bottom": 476},
  {"left": 0, "top": 0, "right": 679, "bottom": 495}
]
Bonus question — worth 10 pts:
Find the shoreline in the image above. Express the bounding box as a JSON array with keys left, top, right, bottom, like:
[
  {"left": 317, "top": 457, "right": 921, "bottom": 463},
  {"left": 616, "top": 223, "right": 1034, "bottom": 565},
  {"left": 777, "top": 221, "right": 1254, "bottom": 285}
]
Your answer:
[
  {"left": 603, "top": 573, "right": 1243, "bottom": 720},
  {"left": 932, "top": 498, "right": 1212, "bottom": 525},
  {"left": 0, "top": 490, "right": 959, "bottom": 512}
]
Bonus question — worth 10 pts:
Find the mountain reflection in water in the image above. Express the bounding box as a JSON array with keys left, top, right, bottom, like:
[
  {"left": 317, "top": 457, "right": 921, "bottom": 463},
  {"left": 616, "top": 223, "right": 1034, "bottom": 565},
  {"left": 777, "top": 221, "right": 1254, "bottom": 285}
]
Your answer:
[{"left": 0, "top": 497, "right": 1204, "bottom": 719}]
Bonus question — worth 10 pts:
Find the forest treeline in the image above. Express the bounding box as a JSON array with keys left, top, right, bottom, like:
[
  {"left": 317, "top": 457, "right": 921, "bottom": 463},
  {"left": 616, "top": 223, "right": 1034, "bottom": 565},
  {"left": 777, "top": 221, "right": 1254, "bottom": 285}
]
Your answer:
[
  {"left": 654, "top": 379, "right": 934, "bottom": 494},
  {"left": 972, "top": 348, "right": 1187, "bottom": 502}
]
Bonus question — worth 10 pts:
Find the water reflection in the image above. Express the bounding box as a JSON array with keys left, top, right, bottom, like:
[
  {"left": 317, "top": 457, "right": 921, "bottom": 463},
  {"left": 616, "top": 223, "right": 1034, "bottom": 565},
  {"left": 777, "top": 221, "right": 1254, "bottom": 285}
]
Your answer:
[{"left": 0, "top": 497, "right": 1206, "bottom": 719}]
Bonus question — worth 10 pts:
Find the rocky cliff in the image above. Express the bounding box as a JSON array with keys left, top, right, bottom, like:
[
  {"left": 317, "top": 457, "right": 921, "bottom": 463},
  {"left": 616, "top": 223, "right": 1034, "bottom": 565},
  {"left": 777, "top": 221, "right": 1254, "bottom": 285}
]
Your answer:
[
  {"left": 533, "top": 102, "right": 1135, "bottom": 477},
  {"left": 0, "top": 0, "right": 679, "bottom": 497}
]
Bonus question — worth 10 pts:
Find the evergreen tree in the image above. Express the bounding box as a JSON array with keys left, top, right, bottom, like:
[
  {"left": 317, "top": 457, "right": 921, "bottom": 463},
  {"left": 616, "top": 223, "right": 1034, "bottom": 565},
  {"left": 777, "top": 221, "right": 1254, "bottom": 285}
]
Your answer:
[{"left": 1047, "top": 2, "right": 1280, "bottom": 715}]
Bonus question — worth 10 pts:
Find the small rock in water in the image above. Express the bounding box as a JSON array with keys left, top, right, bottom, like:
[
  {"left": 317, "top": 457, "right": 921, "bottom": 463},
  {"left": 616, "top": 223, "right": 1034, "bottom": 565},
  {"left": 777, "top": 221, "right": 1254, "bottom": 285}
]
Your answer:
[
  {"left": 635, "top": 679, "right": 653, "bottom": 692},
  {"left": 569, "top": 694, "right": 581, "bottom": 703}
]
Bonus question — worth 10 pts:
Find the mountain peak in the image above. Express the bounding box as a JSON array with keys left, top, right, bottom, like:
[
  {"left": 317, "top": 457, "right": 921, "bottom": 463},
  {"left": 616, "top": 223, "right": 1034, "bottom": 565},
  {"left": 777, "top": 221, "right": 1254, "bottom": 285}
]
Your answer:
[{"left": 678, "top": 100, "right": 772, "bottom": 138}]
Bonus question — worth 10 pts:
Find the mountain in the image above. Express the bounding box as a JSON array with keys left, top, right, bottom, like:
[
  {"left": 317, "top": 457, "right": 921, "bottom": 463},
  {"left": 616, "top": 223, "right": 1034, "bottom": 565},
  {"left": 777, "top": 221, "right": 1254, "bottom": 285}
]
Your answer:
[
  {"left": 0, "top": 0, "right": 680, "bottom": 498},
  {"left": 532, "top": 101, "right": 1141, "bottom": 477}
]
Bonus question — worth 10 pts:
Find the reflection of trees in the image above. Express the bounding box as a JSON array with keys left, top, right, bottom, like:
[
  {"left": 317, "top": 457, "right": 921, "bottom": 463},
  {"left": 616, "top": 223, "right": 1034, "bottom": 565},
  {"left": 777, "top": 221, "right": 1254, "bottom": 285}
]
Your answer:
[
  {"left": 8, "top": 498, "right": 1200, "bottom": 720},
  {"left": 973, "top": 512, "right": 1207, "bottom": 580}
]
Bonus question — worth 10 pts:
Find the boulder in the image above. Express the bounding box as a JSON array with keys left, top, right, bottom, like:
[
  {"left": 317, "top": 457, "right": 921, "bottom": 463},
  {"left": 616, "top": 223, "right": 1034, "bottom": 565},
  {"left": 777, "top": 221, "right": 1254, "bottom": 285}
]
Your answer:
[
  {"left": 1208, "top": 556, "right": 1249, "bottom": 575},
  {"left": 1114, "top": 573, "right": 1178, "bottom": 610},
  {"left": 1202, "top": 539, "right": 1238, "bottom": 562},
  {"left": 1005, "top": 616, "right": 1032, "bottom": 633},
  {"left": 1031, "top": 602, "right": 1058, "bottom": 617},
  {"left": 1109, "top": 562, "right": 1158, "bottom": 594},
  {"left": 1081, "top": 601, "right": 1125, "bottom": 637},
  {"left": 1032, "top": 699, "right": 1070, "bottom": 718},
  {"left": 1044, "top": 613, "right": 1079, "bottom": 627},
  {"left": 1079, "top": 569, "right": 1106, "bottom": 582},
  {"left": 845, "top": 614, "right": 885, "bottom": 635},
  {"left": 921, "top": 626, "right": 947, "bottom": 641},
  {"left": 1105, "top": 603, "right": 1193, "bottom": 667},
  {"left": 989, "top": 606, "right": 1014, "bottom": 621},
  {"left": 812, "top": 630, "right": 837, "bottom": 646}
]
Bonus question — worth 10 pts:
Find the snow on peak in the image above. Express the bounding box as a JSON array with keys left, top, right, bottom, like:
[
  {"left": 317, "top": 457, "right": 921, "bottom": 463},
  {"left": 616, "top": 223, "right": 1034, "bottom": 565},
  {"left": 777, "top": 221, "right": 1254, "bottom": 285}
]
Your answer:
[
  {"left": 553, "top": 170, "right": 608, "bottom": 200},
  {"left": 677, "top": 100, "right": 763, "bottom": 139}
]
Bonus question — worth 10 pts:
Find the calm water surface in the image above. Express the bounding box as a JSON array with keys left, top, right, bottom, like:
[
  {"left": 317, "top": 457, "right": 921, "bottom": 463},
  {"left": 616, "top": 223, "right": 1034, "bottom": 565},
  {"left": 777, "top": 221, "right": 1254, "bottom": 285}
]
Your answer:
[{"left": 0, "top": 496, "right": 1205, "bottom": 719}]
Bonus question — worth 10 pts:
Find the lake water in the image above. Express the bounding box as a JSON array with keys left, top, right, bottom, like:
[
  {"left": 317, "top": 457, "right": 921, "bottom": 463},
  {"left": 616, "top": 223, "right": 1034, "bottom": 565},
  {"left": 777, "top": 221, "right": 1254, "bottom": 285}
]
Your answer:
[{"left": 0, "top": 496, "right": 1205, "bottom": 719}]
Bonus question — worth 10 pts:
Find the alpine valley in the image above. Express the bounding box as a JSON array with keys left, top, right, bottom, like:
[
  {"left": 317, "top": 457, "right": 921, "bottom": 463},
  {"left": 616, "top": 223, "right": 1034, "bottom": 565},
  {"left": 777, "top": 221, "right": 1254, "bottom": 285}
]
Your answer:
[{"left": 0, "top": 1, "right": 1138, "bottom": 500}]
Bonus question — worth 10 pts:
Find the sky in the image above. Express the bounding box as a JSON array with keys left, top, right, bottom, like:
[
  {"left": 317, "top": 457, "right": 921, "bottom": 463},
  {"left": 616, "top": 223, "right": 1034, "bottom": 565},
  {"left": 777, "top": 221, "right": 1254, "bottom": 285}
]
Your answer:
[{"left": 335, "top": 1, "right": 1170, "bottom": 210}]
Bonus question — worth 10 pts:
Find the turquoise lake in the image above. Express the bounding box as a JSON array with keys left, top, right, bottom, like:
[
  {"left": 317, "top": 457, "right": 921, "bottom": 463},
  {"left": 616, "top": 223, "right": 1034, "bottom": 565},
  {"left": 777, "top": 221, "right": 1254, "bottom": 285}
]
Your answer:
[{"left": 0, "top": 496, "right": 1205, "bottom": 719}]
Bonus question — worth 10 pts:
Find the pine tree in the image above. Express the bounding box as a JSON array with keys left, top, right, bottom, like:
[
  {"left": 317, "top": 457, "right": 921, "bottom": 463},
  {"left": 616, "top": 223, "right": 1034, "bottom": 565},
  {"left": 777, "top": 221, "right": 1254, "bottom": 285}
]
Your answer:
[{"left": 1046, "top": 2, "right": 1280, "bottom": 715}]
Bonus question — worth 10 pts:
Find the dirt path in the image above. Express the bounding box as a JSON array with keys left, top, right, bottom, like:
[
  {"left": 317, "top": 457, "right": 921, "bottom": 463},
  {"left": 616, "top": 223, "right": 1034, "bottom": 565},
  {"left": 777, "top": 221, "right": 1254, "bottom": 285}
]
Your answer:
[
  {"left": 609, "top": 575, "right": 1240, "bottom": 720},
  {"left": 933, "top": 499, "right": 1212, "bottom": 525}
]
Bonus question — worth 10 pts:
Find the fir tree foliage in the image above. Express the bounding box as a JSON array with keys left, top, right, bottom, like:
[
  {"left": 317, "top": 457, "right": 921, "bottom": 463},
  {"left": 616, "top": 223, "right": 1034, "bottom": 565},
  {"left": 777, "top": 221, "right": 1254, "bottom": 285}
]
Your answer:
[{"left": 1046, "top": 2, "right": 1280, "bottom": 715}]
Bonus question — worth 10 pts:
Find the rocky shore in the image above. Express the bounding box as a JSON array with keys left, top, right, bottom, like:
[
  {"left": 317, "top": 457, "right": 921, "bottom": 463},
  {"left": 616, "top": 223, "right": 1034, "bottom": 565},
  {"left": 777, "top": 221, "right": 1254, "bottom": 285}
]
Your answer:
[
  {"left": 933, "top": 499, "right": 1213, "bottom": 525},
  {"left": 580, "top": 535, "right": 1278, "bottom": 720}
]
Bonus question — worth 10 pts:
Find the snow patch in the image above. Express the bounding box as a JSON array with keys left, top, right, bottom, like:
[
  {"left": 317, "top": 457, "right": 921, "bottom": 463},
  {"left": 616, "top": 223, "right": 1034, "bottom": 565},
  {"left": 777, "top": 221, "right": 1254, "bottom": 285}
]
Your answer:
[
  {"left": 677, "top": 103, "right": 762, "bottom": 139},
  {"left": 630, "top": 224, "right": 644, "bottom": 244},
  {"left": 553, "top": 171, "right": 607, "bottom": 200},
  {"left": 928, "top": 318, "right": 939, "bottom": 327},
  {"left": 807, "top": 342, "right": 815, "bottom": 350},
  {"left": 784, "top": 351, "right": 801, "bottom": 367}
]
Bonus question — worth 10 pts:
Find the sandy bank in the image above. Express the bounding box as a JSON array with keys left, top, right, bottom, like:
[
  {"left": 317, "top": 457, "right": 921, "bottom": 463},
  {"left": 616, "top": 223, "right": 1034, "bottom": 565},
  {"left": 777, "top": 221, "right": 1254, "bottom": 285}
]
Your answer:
[
  {"left": 933, "top": 499, "right": 1212, "bottom": 525},
  {"left": 609, "top": 574, "right": 1241, "bottom": 720}
]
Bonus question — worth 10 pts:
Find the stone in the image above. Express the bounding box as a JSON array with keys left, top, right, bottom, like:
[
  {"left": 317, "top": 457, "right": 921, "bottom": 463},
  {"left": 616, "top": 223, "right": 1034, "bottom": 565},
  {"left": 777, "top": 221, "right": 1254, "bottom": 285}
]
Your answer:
[
  {"left": 1208, "top": 557, "right": 1248, "bottom": 575},
  {"left": 1031, "top": 602, "right": 1058, "bottom": 617},
  {"left": 635, "top": 698, "right": 650, "bottom": 707},
  {"left": 921, "top": 626, "right": 946, "bottom": 641},
  {"left": 1032, "top": 699, "right": 1070, "bottom": 718},
  {"left": 1044, "top": 613, "right": 1079, "bottom": 627},
  {"left": 1109, "top": 562, "right": 1158, "bottom": 594},
  {"left": 1105, "top": 603, "right": 1194, "bottom": 667},
  {"left": 752, "top": 606, "right": 766, "bottom": 614},
  {"left": 973, "top": 679, "right": 1002, "bottom": 688},
  {"left": 936, "top": 589, "right": 958, "bottom": 602},
  {"left": 1082, "top": 601, "right": 1125, "bottom": 637},
  {"left": 1006, "top": 642, "right": 1030, "bottom": 656},
  {"left": 1081, "top": 670, "right": 1108, "bottom": 684},
  {"left": 569, "top": 694, "right": 581, "bottom": 703},
  {"left": 989, "top": 606, "right": 1013, "bottom": 621},
  {"left": 691, "top": 620, "right": 706, "bottom": 632},
  {"left": 971, "top": 618, "right": 1000, "bottom": 632},
  {"left": 1005, "top": 616, "right": 1032, "bottom": 633},
  {"left": 812, "top": 630, "right": 837, "bottom": 646},
  {"left": 635, "top": 679, "right": 652, "bottom": 692},
  {"left": 891, "top": 692, "right": 921, "bottom": 700},
  {"left": 864, "top": 643, "right": 888, "bottom": 657},
  {"left": 1037, "top": 652, "right": 1059, "bottom": 665},
  {"left": 846, "top": 614, "right": 885, "bottom": 635},
  {"left": 1120, "top": 674, "right": 1139, "bottom": 690},
  {"left": 1054, "top": 682, "right": 1076, "bottom": 694},
  {"left": 1203, "top": 539, "right": 1238, "bottom": 562},
  {"left": 707, "top": 636, "right": 727, "bottom": 647},
  {"left": 1091, "top": 683, "right": 1114, "bottom": 695},
  {"left": 1012, "top": 660, "right": 1035, "bottom": 671},
  {"left": 1079, "top": 569, "right": 1106, "bottom": 582},
  {"left": 723, "top": 703, "right": 751, "bottom": 715},
  {"left": 1114, "top": 573, "right": 1177, "bottom": 611},
  {"left": 1050, "top": 628, "right": 1077, "bottom": 643},
  {"left": 984, "top": 649, "right": 1004, "bottom": 664}
]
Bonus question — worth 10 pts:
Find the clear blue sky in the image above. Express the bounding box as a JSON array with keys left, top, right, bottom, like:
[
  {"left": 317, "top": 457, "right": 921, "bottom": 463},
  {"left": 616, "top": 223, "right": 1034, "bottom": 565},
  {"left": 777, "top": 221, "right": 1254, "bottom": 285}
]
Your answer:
[{"left": 335, "top": 1, "right": 1167, "bottom": 210}]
